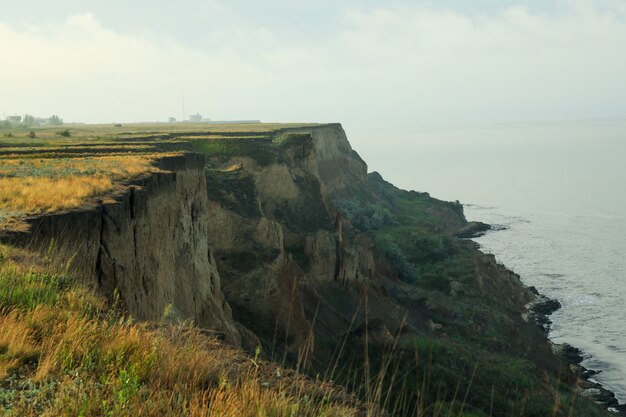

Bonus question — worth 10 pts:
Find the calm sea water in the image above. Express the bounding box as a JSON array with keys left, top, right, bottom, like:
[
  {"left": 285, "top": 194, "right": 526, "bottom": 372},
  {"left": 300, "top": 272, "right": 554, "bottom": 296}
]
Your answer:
[{"left": 350, "top": 120, "right": 626, "bottom": 401}]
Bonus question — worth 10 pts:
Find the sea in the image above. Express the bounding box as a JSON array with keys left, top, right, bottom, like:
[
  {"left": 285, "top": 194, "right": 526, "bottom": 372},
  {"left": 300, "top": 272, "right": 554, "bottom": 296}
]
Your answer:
[{"left": 350, "top": 119, "right": 626, "bottom": 401}]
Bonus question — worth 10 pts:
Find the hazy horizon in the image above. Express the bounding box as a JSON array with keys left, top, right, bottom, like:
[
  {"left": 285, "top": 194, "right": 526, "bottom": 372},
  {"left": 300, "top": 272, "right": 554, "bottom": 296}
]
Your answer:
[{"left": 2, "top": 0, "right": 626, "bottom": 126}]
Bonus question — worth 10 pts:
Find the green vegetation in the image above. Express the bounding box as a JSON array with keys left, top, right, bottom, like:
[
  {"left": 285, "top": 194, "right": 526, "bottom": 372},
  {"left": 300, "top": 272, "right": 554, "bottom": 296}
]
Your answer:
[
  {"left": 205, "top": 167, "right": 261, "bottom": 218},
  {"left": 0, "top": 245, "right": 362, "bottom": 417},
  {"left": 0, "top": 270, "right": 72, "bottom": 310},
  {"left": 375, "top": 234, "right": 417, "bottom": 282},
  {"left": 189, "top": 137, "right": 277, "bottom": 166},
  {"left": 330, "top": 172, "right": 611, "bottom": 417},
  {"left": 273, "top": 174, "right": 334, "bottom": 234},
  {"left": 334, "top": 199, "right": 397, "bottom": 231}
]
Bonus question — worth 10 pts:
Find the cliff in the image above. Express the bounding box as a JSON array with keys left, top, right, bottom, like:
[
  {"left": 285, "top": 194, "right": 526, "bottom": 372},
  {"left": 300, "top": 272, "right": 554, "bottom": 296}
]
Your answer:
[
  {"left": 3, "top": 155, "right": 240, "bottom": 344},
  {"left": 0, "top": 123, "right": 613, "bottom": 417}
]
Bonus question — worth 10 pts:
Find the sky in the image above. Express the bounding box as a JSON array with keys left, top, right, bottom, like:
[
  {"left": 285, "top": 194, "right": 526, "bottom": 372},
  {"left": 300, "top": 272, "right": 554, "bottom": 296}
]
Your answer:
[{"left": 1, "top": 0, "right": 626, "bottom": 126}]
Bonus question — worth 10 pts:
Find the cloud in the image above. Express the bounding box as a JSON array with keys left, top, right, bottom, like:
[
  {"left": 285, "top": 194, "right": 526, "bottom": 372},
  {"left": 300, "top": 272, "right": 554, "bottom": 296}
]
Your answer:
[{"left": 1, "top": 2, "right": 625, "bottom": 124}]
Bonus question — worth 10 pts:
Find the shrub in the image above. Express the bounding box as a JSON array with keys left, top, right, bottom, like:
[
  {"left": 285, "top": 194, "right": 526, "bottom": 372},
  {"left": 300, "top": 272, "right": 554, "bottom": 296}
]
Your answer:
[
  {"left": 410, "top": 232, "right": 458, "bottom": 262},
  {"left": 334, "top": 199, "right": 396, "bottom": 231},
  {"left": 58, "top": 129, "right": 71, "bottom": 137},
  {"left": 375, "top": 234, "right": 417, "bottom": 283}
]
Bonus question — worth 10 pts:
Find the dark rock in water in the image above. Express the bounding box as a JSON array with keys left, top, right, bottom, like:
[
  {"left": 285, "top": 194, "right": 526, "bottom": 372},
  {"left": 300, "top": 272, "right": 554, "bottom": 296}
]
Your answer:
[
  {"left": 455, "top": 221, "right": 491, "bottom": 238},
  {"left": 527, "top": 286, "right": 540, "bottom": 295},
  {"left": 570, "top": 353, "right": 626, "bottom": 414},
  {"left": 581, "top": 367, "right": 601, "bottom": 378},
  {"left": 532, "top": 298, "right": 562, "bottom": 316},
  {"left": 558, "top": 343, "right": 584, "bottom": 364},
  {"left": 527, "top": 296, "right": 561, "bottom": 333},
  {"left": 490, "top": 224, "right": 508, "bottom": 231}
]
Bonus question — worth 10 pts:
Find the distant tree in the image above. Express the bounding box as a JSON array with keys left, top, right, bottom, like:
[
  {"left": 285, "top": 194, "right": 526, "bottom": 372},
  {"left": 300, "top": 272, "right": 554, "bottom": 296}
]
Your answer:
[
  {"left": 23, "top": 115, "right": 36, "bottom": 127},
  {"left": 22, "top": 114, "right": 35, "bottom": 127},
  {"left": 48, "top": 115, "right": 63, "bottom": 126},
  {"left": 0, "top": 120, "right": 10, "bottom": 129},
  {"left": 58, "top": 129, "right": 71, "bottom": 137}
]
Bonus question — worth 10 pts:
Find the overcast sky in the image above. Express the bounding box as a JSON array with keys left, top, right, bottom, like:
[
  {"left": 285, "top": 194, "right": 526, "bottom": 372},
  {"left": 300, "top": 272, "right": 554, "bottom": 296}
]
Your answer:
[{"left": 1, "top": 0, "right": 626, "bottom": 126}]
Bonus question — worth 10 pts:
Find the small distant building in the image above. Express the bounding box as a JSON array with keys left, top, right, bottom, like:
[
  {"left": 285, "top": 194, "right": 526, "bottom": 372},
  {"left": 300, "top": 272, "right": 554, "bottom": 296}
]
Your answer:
[
  {"left": 7, "top": 115, "right": 21, "bottom": 124},
  {"left": 189, "top": 113, "right": 203, "bottom": 123}
]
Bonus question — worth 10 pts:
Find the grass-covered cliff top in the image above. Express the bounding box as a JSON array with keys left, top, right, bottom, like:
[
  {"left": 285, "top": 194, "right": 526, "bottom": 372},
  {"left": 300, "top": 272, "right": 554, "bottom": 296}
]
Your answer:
[{"left": 0, "top": 122, "right": 320, "bottom": 231}]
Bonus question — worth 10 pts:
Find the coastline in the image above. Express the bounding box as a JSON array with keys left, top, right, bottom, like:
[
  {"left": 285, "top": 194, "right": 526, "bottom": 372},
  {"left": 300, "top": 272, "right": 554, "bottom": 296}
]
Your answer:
[
  {"left": 473, "top": 227, "right": 626, "bottom": 415},
  {"left": 529, "top": 294, "right": 626, "bottom": 414}
]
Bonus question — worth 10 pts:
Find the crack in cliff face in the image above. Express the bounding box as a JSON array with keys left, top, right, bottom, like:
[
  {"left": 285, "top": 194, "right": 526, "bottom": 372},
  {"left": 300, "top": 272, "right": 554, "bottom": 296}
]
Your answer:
[
  {"left": 97, "top": 207, "right": 118, "bottom": 300},
  {"left": 95, "top": 209, "right": 107, "bottom": 289}
]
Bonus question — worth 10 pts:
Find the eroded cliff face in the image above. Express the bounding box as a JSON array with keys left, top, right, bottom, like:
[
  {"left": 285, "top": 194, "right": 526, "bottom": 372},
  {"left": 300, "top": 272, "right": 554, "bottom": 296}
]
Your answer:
[
  {"left": 198, "top": 124, "right": 553, "bottom": 374},
  {"left": 6, "top": 154, "right": 240, "bottom": 345},
  {"left": 97, "top": 157, "right": 240, "bottom": 345},
  {"left": 198, "top": 125, "right": 384, "bottom": 358}
]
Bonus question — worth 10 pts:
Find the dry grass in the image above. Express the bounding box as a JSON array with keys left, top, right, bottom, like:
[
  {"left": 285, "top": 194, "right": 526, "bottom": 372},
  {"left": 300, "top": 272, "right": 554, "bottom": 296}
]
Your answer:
[
  {"left": 0, "top": 246, "right": 364, "bottom": 417},
  {"left": 1, "top": 306, "right": 363, "bottom": 417},
  {"left": 0, "top": 312, "right": 38, "bottom": 379},
  {"left": 0, "top": 176, "right": 114, "bottom": 213},
  {"left": 0, "top": 155, "right": 158, "bottom": 179},
  {"left": 0, "top": 155, "right": 165, "bottom": 229}
]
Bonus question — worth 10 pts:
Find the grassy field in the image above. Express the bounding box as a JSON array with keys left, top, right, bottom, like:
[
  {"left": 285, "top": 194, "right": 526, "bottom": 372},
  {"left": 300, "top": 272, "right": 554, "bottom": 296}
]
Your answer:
[{"left": 0, "top": 122, "right": 315, "bottom": 232}]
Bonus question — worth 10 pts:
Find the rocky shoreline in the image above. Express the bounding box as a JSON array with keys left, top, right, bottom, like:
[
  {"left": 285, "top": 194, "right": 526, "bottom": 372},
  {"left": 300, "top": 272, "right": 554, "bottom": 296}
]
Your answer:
[
  {"left": 528, "top": 294, "right": 626, "bottom": 415},
  {"left": 471, "top": 225, "right": 626, "bottom": 415}
]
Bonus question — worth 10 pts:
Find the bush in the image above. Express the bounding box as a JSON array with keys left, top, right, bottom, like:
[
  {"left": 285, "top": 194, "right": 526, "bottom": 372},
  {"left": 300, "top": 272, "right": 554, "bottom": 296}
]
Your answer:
[
  {"left": 334, "top": 199, "right": 396, "bottom": 231},
  {"left": 410, "top": 232, "right": 458, "bottom": 262},
  {"left": 58, "top": 129, "right": 71, "bottom": 137},
  {"left": 376, "top": 234, "right": 417, "bottom": 283}
]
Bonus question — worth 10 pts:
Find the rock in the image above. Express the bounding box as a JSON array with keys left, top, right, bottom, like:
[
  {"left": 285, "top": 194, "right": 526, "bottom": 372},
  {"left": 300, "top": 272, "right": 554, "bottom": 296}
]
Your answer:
[
  {"left": 531, "top": 297, "right": 562, "bottom": 315},
  {"left": 582, "top": 388, "right": 602, "bottom": 398},
  {"left": 554, "top": 343, "right": 584, "bottom": 364},
  {"left": 581, "top": 368, "right": 601, "bottom": 378},
  {"left": 455, "top": 221, "right": 491, "bottom": 238},
  {"left": 526, "top": 296, "right": 561, "bottom": 333},
  {"left": 427, "top": 319, "right": 443, "bottom": 332},
  {"left": 449, "top": 281, "right": 463, "bottom": 297}
]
